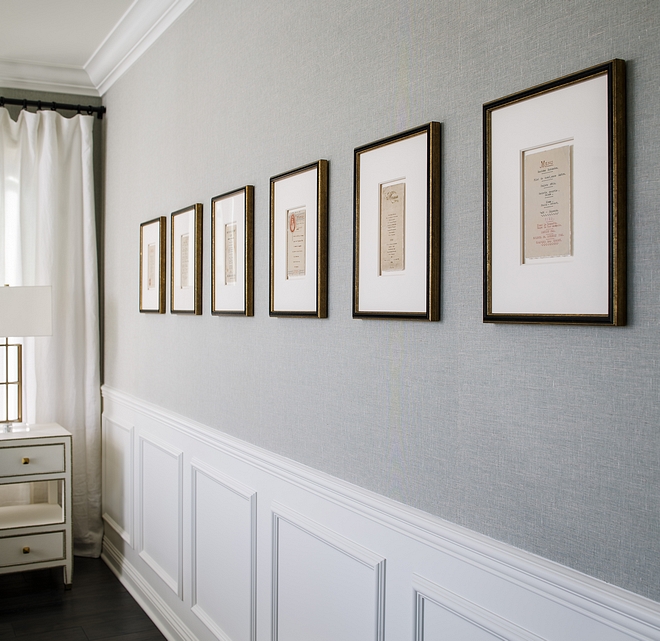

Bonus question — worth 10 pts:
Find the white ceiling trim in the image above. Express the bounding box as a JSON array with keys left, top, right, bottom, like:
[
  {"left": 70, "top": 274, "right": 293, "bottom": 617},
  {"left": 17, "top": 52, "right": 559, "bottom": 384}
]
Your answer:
[
  {"left": 0, "top": 57, "right": 99, "bottom": 97},
  {"left": 86, "top": 0, "right": 196, "bottom": 97},
  {"left": 0, "top": 0, "right": 196, "bottom": 98}
]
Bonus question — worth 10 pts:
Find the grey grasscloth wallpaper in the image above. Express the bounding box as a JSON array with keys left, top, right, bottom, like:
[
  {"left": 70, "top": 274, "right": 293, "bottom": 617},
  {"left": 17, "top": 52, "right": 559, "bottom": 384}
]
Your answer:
[{"left": 102, "top": 0, "right": 660, "bottom": 601}]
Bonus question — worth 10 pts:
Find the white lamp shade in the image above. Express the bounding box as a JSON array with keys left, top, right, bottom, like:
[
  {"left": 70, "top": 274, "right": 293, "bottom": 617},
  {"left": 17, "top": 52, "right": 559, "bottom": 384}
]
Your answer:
[{"left": 0, "top": 286, "right": 52, "bottom": 336}]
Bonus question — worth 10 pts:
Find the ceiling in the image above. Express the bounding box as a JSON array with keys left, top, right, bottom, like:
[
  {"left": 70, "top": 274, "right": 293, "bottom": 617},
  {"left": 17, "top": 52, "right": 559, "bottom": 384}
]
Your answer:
[{"left": 0, "top": 0, "right": 195, "bottom": 97}]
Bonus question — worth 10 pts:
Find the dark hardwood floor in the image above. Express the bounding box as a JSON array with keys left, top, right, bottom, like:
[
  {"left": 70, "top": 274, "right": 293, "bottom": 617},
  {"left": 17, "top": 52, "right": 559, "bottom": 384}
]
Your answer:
[{"left": 0, "top": 557, "right": 166, "bottom": 640}]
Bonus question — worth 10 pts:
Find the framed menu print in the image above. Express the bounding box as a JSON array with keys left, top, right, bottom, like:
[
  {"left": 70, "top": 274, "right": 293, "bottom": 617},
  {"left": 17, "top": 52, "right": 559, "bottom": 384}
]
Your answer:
[
  {"left": 483, "top": 59, "right": 626, "bottom": 325},
  {"left": 171, "top": 203, "right": 203, "bottom": 314},
  {"left": 139, "top": 216, "right": 166, "bottom": 313},
  {"left": 353, "top": 122, "right": 441, "bottom": 320},
  {"left": 211, "top": 186, "right": 254, "bottom": 316},
  {"left": 270, "top": 160, "right": 328, "bottom": 317}
]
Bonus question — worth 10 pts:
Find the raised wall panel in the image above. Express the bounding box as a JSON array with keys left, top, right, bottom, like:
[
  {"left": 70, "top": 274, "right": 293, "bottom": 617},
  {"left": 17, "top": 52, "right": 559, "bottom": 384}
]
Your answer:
[
  {"left": 422, "top": 600, "right": 504, "bottom": 641},
  {"left": 102, "top": 417, "right": 133, "bottom": 544},
  {"left": 272, "top": 502, "right": 385, "bottom": 641},
  {"left": 413, "top": 574, "right": 544, "bottom": 641},
  {"left": 191, "top": 460, "right": 256, "bottom": 641},
  {"left": 138, "top": 433, "right": 183, "bottom": 598}
]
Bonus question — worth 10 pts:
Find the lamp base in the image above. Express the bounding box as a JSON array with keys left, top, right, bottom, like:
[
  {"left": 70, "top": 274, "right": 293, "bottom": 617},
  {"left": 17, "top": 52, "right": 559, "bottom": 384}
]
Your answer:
[{"left": 0, "top": 423, "right": 32, "bottom": 435}]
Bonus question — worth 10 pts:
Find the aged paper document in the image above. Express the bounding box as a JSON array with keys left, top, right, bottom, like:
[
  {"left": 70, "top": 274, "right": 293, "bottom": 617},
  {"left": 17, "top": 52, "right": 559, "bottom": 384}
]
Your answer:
[
  {"left": 523, "top": 144, "right": 572, "bottom": 261},
  {"left": 287, "top": 208, "right": 306, "bottom": 279},
  {"left": 225, "top": 222, "right": 237, "bottom": 285},
  {"left": 380, "top": 181, "right": 405, "bottom": 273},
  {"left": 180, "top": 233, "right": 190, "bottom": 288},
  {"left": 147, "top": 243, "right": 156, "bottom": 289}
]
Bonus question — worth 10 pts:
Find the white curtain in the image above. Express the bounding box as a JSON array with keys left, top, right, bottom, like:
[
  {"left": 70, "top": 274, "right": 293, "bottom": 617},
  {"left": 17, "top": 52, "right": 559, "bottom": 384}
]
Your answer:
[{"left": 0, "top": 107, "right": 102, "bottom": 557}]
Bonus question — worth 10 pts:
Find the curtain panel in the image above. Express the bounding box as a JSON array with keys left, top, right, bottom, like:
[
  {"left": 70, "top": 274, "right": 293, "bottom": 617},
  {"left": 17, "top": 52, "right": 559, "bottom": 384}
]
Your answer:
[{"left": 0, "top": 107, "right": 102, "bottom": 557}]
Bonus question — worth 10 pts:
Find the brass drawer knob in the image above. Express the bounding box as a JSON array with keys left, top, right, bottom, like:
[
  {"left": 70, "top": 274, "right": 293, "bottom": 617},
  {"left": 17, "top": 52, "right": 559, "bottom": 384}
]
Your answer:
[
  {"left": 22, "top": 457, "right": 30, "bottom": 465},
  {"left": 22, "top": 546, "right": 30, "bottom": 554}
]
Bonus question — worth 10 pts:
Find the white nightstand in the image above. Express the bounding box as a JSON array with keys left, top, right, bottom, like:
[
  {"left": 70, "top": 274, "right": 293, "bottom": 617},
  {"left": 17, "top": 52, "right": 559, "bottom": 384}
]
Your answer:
[{"left": 0, "top": 423, "right": 73, "bottom": 587}]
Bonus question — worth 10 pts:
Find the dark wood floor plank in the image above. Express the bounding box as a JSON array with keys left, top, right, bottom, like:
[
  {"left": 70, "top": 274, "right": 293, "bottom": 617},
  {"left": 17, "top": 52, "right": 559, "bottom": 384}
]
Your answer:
[
  {"left": 84, "top": 613, "right": 161, "bottom": 640},
  {"left": 0, "top": 557, "right": 165, "bottom": 641},
  {"left": 93, "top": 632, "right": 167, "bottom": 641},
  {"left": 7, "top": 589, "right": 141, "bottom": 621},
  {"left": 14, "top": 627, "right": 88, "bottom": 641},
  {"left": 11, "top": 602, "right": 146, "bottom": 637}
]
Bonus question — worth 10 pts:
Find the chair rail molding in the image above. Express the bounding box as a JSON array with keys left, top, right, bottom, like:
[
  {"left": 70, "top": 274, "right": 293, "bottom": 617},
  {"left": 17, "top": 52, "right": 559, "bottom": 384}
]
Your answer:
[{"left": 101, "top": 384, "right": 660, "bottom": 641}]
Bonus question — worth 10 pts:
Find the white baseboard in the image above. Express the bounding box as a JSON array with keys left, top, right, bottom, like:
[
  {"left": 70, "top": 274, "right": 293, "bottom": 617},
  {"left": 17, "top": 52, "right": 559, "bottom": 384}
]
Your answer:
[
  {"left": 101, "top": 384, "right": 660, "bottom": 641},
  {"left": 102, "top": 536, "right": 197, "bottom": 641}
]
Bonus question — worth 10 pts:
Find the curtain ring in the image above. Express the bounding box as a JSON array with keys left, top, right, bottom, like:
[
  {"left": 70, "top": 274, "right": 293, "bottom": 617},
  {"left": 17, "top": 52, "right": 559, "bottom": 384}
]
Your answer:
[
  {"left": 22, "top": 99, "right": 28, "bottom": 110},
  {"left": 37, "top": 100, "right": 42, "bottom": 111},
  {"left": 76, "top": 104, "right": 82, "bottom": 114},
  {"left": 51, "top": 102, "right": 57, "bottom": 111},
  {"left": 0, "top": 97, "right": 4, "bottom": 108},
  {"left": 86, "top": 107, "right": 94, "bottom": 115}
]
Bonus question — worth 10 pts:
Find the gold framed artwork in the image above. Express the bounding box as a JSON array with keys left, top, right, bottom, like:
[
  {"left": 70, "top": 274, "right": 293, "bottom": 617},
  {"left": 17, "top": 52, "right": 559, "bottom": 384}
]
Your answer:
[
  {"left": 353, "top": 122, "right": 441, "bottom": 320},
  {"left": 171, "top": 203, "right": 203, "bottom": 314},
  {"left": 211, "top": 186, "right": 254, "bottom": 316},
  {"left": 270, "top": 160, "right": 328, "bottom": 318},
  {"left": 483, "top": 59, "right": 626, "bottom": 325},
  {"left": 139, "top": 216, "right": 166, "bottom": 313}
]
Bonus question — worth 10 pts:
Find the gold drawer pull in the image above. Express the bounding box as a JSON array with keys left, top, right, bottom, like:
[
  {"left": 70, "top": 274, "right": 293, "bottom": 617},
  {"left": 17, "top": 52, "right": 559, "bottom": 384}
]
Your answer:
[
  {"left": 23, "top": 546, "right": 30, "bottom": 554},
  {"left": 22, "top": 457, "right": 30, "bottom": 465}
]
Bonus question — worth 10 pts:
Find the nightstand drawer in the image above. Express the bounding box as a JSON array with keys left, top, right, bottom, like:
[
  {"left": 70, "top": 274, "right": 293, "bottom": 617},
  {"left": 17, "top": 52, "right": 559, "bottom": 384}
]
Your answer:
[
  {"left": 0, "top": 444, "right": 65, "bottom": 477},
  {"left": 0, "top": 531, "right": 65, "bottom": 567}
]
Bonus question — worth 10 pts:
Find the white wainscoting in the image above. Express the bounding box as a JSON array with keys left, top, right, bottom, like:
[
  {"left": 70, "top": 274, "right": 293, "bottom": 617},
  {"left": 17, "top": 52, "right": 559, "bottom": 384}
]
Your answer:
[
  {"left": 102, "top": 416, "right": 133, "bottom": 544},
  {"left": 272, "top": 502, "right": 385, "bottom": 641},
  {"left": 413, "top": 573, "right": 546, "bottom": 641},
  {"left": 191, "top": 459, "right": 257, "bottom": 641},
  {"left": 137, "top": 433, "right": 183, "bottom": 599},
  {"left": 101, "top": 386, "right": 660, "bottom": 641}
]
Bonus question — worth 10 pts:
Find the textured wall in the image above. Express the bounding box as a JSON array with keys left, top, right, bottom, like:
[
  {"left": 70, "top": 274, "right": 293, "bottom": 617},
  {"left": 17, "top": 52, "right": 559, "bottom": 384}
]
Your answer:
[{"left": 102, "top": 0, "right": 660, "bottom": 601}]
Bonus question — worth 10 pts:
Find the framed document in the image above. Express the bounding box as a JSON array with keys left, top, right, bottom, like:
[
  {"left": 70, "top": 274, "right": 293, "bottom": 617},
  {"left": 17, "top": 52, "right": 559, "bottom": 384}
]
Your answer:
[
  {"left": 270, "top": 160, "right": 328, "bottom": 317},
  {"left": 484, "top": 59, "right": 626, "bottom": 325},
  {"left": 353, "top": 122, "right": 441, "bottom": 320},
  {"left": 211, "top": 186, "right": 254, "bottom": 315},
  {"left": 171, "top": 203, "right": 203, "bottom": 314},
  {"left": 139, "top": 216, "right": 166, "bottom": 313}
]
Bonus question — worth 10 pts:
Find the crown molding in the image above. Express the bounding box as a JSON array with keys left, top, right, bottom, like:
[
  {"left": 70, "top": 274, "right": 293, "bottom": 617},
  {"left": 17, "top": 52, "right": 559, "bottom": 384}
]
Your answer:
[
  {"left": 0, "top": 58, "right": 98, "bottom": 97},
  {"left": 85, "top": 0, "right": 196, "bottom": 96},
  {"left": 0, "top": 0, "right": 195, "bottom": 98}
]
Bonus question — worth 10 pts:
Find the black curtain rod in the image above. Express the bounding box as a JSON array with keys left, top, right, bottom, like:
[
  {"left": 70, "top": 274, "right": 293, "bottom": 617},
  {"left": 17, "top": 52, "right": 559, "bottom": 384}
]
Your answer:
[{"left": 0, "top": 96, "right": 106, "bottom": 120}]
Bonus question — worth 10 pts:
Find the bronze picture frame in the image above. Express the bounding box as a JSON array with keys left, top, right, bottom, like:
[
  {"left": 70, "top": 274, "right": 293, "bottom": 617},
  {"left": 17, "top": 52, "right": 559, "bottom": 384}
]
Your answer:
[
  {"left": 171, "top": 203, "right": 203, "bottom": 315},
  {"left": 269, "top": 160, "right": 328, "bottom": 318},
  {"left": 211, "top": 186, "right": 254, "bottom": 316},
  {"left": 483, "top": 59, "right": 626, "bottom": 325},
  {"left": 353, "top": 122, "right": 441, "bottom": 320},
  {"left": 139, "top": 216, "right": 166, "bottom": 313}
]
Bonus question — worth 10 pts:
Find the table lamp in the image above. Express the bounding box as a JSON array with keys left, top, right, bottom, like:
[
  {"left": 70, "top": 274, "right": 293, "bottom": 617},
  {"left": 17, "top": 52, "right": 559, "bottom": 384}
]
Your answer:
[{"left": 0, "top": 285, "right": 52, "bottom": 427}]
